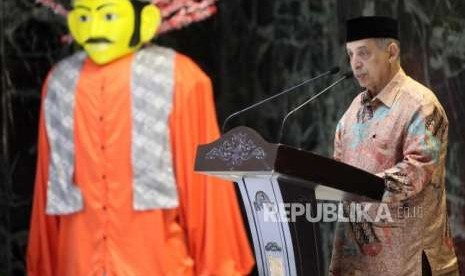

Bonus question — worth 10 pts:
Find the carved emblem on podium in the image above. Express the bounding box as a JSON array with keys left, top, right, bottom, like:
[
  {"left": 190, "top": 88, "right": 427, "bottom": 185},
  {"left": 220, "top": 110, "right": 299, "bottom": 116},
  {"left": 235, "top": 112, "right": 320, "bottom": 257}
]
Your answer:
[
  {"left": 265, "top": 242, "right": 282, "bottom": 252},
  {"left": 205, "top": 132, "right": 266, "bottom": 167},
  {"left": 267, "top": 255, "right": 284, "bottom": 276},
  {"left": 253, "top": 191, "right": 273, "bottom": 212}
]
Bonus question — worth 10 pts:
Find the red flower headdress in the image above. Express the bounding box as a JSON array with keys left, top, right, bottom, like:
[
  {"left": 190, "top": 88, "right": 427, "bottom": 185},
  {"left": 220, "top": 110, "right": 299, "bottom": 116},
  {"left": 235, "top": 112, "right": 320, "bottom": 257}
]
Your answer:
[{"left": 36, "top": 0, "right": 218, "bottom": 34}]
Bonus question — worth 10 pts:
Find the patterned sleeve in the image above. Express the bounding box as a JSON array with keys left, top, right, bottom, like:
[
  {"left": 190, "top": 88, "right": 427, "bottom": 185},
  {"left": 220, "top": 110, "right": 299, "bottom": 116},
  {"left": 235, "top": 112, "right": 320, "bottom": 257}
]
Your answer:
[
  {"left": 333, "top": 119, "right": 344, "bottom": 162},
  {"left": 379, "top": 101, "right": 448, "bottom": 202}
]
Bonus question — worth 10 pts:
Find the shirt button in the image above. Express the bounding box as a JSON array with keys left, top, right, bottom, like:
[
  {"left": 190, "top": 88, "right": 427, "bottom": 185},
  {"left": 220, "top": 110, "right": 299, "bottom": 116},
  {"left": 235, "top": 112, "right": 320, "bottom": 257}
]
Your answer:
[
  {"left": 103, "top": 235, "right": 107, "bottom": 241},
  {"left": 99, "top": 116, "right": 104, "bottom": 122},
  {"left": 102, "top": 175, "right": 107, "bottom": 180},
  {"left": 101, "top": 145, "right": 105, "bottom": 150},
  {"left": 102, "top": 205, "right": 107, "bottom": 211}
]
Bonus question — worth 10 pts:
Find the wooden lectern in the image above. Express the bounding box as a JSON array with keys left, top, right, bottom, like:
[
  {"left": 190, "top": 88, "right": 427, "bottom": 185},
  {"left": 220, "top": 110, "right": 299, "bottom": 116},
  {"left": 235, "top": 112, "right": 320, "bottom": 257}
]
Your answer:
[{"left": 195, "top": 127, "right": 384, "bottom": 276}]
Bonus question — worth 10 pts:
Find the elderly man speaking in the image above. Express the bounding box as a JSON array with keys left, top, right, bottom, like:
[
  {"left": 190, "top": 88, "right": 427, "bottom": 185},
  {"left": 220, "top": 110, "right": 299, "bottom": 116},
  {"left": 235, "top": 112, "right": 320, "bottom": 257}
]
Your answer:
[{"left": 329, "top": 16, "right": 458, "bottom": 276}]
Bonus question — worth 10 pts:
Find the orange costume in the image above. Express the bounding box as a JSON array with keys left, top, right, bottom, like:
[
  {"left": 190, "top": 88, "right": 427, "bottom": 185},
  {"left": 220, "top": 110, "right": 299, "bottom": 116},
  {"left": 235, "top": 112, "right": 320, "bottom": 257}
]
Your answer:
[{"left": 27, "top": 50, "right": 254, "bottom": 275}]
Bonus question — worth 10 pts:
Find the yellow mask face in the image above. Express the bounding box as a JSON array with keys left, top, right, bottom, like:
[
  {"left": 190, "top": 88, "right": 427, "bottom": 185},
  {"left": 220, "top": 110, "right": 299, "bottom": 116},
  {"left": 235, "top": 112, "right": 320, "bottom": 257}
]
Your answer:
[{"left": 68, "top": 0, "right": 160, "bottom": 65}]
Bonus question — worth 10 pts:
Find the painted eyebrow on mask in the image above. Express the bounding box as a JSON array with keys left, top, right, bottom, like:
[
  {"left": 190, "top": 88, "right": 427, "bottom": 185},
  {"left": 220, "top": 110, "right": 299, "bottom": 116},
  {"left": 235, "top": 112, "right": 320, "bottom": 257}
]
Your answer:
[
  {"left": 97, "top": 3, "right": 116, "bottom": 10},
  {"left": 74, "top": 5, "right": 91, "bottom": 11}
]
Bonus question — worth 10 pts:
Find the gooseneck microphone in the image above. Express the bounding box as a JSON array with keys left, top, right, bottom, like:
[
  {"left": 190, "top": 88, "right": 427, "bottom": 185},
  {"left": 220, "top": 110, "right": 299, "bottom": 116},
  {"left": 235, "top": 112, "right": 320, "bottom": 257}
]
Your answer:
[
  {"left": 278, "top": 71, "right": 354, "bottom": 143},
  {"left": 221, "top": 66, "right": 340, "bottom": 133}
]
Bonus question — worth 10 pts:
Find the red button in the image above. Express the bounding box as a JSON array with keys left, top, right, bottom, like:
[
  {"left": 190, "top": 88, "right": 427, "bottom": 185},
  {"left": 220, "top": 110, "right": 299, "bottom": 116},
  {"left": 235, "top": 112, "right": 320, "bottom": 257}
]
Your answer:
[{"left": 102, "top": 175, "right": 107, "bottom": 180}]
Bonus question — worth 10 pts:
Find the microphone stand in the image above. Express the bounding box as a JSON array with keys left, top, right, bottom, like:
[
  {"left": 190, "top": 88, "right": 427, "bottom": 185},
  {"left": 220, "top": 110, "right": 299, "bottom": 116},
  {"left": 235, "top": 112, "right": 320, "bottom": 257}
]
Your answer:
[
  {"left": 278, "top": 72, "right": 353, "bottom": 143},
  {"left": 221, "top": 67, "right": 340, "bottom": 133}
]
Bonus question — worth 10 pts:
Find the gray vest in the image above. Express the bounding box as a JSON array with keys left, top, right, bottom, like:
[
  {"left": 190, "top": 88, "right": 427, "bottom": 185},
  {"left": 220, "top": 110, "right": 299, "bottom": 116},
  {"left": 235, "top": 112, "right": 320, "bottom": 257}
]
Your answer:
[{"left": 44, "top": 46, "right": 178, "bottom": 215}]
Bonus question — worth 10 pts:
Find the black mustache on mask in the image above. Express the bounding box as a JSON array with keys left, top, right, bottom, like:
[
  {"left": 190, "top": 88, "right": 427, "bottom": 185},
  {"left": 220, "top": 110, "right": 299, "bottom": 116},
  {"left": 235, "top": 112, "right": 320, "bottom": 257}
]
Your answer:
[{"left": 85, "top": 37, "right": 113, "bottom": 44}]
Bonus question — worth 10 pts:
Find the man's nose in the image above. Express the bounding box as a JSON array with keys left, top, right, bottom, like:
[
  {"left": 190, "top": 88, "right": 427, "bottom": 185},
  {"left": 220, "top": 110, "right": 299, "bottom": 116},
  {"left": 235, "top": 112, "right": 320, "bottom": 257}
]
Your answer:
[{"left": 351, "top": 58, "right": 362, "bottom": 70}]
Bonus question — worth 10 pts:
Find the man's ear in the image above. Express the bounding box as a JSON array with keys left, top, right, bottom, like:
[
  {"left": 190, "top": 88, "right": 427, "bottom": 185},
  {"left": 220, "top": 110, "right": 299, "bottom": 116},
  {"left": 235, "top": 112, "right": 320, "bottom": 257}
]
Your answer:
[
  {"left": 140, "top": 5, "right": 161, "bottom": 43},
  {"left": 388, "top": 42, "right": 400, "bottom": 62}
]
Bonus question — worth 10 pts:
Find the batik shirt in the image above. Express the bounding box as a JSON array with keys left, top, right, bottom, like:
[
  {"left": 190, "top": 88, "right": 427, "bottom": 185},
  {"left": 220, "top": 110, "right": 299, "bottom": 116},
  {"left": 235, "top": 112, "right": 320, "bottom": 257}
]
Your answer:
[{"left": 329, "top": 69, "right": 458, "bottom": 276}]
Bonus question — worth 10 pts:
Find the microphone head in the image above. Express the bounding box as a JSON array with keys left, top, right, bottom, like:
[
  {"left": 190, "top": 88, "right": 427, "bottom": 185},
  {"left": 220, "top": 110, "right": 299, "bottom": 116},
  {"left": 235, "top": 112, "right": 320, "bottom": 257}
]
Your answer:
[
  {"left": 329, "top": 66, "right": 340, "bottom": 74},
  {"left": 343, "top": 71, "right": 354, "bottom": 79}
]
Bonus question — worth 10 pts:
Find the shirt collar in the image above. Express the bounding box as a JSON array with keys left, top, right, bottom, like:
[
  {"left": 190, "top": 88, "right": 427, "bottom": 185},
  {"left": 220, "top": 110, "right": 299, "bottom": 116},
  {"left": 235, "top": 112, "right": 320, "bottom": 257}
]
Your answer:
[{"left": 370, "top": 68, "right": 407, "bottom": 108}]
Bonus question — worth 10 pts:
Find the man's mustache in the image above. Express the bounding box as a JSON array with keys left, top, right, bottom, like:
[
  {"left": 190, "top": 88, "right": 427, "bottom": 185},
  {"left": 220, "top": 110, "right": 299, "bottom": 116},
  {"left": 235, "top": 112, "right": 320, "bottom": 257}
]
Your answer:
[{"left": 85, "top": 37, "right": 113, "bottom": 44}]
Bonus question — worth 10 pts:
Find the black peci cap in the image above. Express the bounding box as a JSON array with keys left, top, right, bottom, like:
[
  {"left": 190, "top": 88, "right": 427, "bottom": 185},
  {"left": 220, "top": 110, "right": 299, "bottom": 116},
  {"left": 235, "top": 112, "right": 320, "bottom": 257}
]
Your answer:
[{"left": 346, "top": 16, "right": 399, "bottom": 42}]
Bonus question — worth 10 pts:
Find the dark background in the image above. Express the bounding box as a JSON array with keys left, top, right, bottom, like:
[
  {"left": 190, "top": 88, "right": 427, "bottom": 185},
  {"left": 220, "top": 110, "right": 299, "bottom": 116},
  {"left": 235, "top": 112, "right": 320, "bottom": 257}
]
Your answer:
[{"left": 1, "top": 0, "right": 464, "bottom": 275}]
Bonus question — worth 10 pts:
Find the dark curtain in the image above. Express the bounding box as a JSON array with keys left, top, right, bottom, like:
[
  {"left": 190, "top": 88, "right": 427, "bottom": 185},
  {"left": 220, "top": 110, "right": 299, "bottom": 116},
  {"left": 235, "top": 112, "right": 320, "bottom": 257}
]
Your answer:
[{"left": 1, "top": 0, "right": 464, "bottom": 275}]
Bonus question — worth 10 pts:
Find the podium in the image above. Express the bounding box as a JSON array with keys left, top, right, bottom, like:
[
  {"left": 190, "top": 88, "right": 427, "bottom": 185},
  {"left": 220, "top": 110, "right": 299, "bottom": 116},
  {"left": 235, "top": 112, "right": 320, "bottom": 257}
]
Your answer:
[{"left": 195, "top": 127, "right": 384, "bottom": 276}]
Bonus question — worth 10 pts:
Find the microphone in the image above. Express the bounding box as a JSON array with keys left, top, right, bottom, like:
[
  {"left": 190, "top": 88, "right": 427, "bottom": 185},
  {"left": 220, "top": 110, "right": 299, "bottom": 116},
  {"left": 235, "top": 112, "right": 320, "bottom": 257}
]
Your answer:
[
  {"left": 221, "top": 66, "right": 340, "bottom": 133},
  {"left": 278, "top": 71, "right": 353, "bottom": 143}
]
